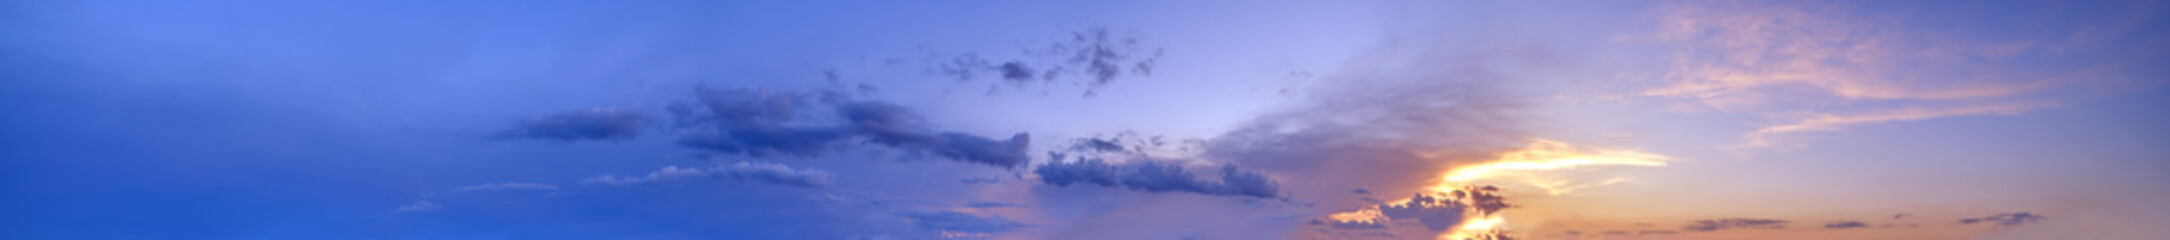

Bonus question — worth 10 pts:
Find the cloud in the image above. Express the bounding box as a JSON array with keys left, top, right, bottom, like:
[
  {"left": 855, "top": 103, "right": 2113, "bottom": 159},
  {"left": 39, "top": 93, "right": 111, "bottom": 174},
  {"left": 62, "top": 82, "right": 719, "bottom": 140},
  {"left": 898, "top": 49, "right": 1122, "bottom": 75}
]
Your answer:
[
  {"left": 1074, "top": 30, "right": 1546, "bottom": 239},
  {"left": 930, "top": 28, "right": 1163, "bottom": 96},
  {"left": 1641, "top": 2, "right": 2155, "bottom": 147},
  {"left": 839, "top": 102, "right": 1032, "bottom": 168},
  {"left": 450, "top": 182, "right": 559, "bottom": 192},
  {"left": 394, "top": 200, "right": 440, "bottom": 213},
  {"left": 677, "top": 125, "right": 855, "bottom": 157},
  {"left": 901, "top": 210, "right": 1027, "bottom": 234},
  {"left": 495, "top": 108, "right": 649, "bottom": 141},
  {"left": 1075, "top": 137, "right": 1127, "bottom": 153},
  {"left": 1823, "top": 220, "right": 1869, "bottom": 229},
  {"left": 583, "top": 162, "right": 835, "bottom": 188},
  {"left": 1960, "top": 212, "right": 2045, "bottom": 226},
  {"left": 1744, "top": 103, "right": 2047, "bottom": 146},
  {"left": 1033, "top": 158, "right": 1280, "bottom": 198},
  {"left": 670, "top": 87, "right": 853, "bottom": 157},
  {"left": 1681, "top": 218, "right": 1788, "bottom": 232},
  {"left": 963, "top": 202, "right": 1025, "bottom": 209},
  {"left": 1645, "top": 2, "right": 2053, "bottom": 106},
  {"left": 997, "top": 61, "right": 1035, "bottom": 82},
  {"left": 1309, "top": 185, "right": 1513, "bottom": 237},
  {"left": 1376, "top": 193, "right": 1473, "bottom": 232},
  {"left": 666, "top": 87, "right": 1031, "bottom": 168}
]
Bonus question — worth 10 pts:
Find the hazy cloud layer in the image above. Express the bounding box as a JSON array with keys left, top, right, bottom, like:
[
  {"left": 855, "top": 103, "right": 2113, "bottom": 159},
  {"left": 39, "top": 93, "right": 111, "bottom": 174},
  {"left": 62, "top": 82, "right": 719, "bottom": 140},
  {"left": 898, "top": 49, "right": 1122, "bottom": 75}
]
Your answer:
[
  {"left": 495, "top": 108, "right": 650, "bottom": 141},
  {"left": 901, "top": 210, "right": 1027, "bottom": 234},
  {"left": 1961, "top": 212, "right": 2046, "bottom": 226},
  {"left": 583, "top": 162, "right": 835, "bottom": 188},
  {"left": 1642, "top": 2, "right": 2161, "bottom": 147},
  {"left": 450, "top": 182, "right": 559, "bottom": 192},
  {"left": 1681, "top": 218, "right": 1789, "bottom": 232},
  {"left": 1823, "top": 220, "right": 1869, "bottom": 229},
  {"left": 394, "top": 200, "right": 440, "bottom": 213}
]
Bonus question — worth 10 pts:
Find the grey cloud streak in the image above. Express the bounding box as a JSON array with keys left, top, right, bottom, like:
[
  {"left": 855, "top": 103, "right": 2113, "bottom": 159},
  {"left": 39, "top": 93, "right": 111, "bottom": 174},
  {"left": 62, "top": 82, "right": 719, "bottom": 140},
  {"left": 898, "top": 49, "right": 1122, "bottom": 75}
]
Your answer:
[
  {"left": 666, "top": 87, "right": 1032, "bottom": 168},
  {"left": 1034, "top": 158, "right": 1280, "bottom": 198},
  {"left": 1960, "top": 212, "right": 2045, "bottom": 226},
  {"left": 495, "top": 108, "right": 650, "bottom": 141},
  {"left": 1681, "top": 218, "right": 1789, "bottom": 232},
  {"left": 583, "top": 162, "right": 836, "bottom": 188}
]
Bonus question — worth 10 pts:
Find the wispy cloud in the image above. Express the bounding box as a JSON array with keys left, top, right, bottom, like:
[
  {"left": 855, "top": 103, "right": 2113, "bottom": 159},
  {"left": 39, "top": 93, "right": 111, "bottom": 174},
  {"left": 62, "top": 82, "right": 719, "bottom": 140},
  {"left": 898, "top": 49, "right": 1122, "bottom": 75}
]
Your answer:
[
  {"left": 1744, "top": 103, "right": 2050, "bottom": 146},
  {"left": 1822, "top": 220, "right": 1869, "bottom": 229},
  {"left": 1680, "top": 218, "right": 1788, "bottom": 232},
  {"left": 584, "top": 162, "right": 835, "bottom": 188},
  {"left": 393, "top": 200, "right": 440, "bottom": 213},
  {"left": 494, "top": 108, "right": 650, "bottom": 141},
  {"left": 900, "top": 210, "right": 1027, "bottom": 235},
  {"left": 449, "top": 182, "right": 560, "bottom": 192},
  {"left": 668, "top": 87, "right": 1031, "bottom": 168},
  {"left": 1641, "top": 1, "right": 2152, "bottom": 147},
  {"left": 1960, "top": 212, "right": 2046, "bottom": 226},
  {"left": 1033, "top": 158, "right": 1280, "bottom": 198}
]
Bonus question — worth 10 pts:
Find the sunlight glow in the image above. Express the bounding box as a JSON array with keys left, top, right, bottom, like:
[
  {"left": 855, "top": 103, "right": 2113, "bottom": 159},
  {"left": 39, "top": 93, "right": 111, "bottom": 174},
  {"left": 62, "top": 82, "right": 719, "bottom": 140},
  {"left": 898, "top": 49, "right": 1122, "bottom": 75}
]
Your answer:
[
  {"left": 1432, "top": 139, "right": 1669, "bottom": 195},
  {"left": 1435, "top": 139, "right": 1671, "bottom": 240}
]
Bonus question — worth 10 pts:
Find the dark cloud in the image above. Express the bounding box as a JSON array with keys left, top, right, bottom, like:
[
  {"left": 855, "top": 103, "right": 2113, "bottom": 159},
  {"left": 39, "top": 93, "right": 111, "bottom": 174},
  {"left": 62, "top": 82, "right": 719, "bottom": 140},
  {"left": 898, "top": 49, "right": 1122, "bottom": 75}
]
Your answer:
[
  {"left": 1077, "top": 138, "right": 1127, "bottom": 152},
  {"left": 1960, "top": 212, "right": 2044, "bottom": 226},
  {"left": 496, "top": 108, "right": 649, "bottom": 141},
  {"left": 583, "top": 162, "right": 835, "bottom": 188},
  {"left": 997, "top": 61, "right": 1035, "bottom": 82},
  {"left": 1893, "top": 213, "right": 1911, "bottom": 219},
  {"left": 1033, "top": 159, "right": 1281, "bottom": 198},
  {"left": 929, "top": 28, "right": 1162, "bottom": 96},
  {"left": 901, "top": 210, "right": 1026, "bottom": 234},
  {"left": 1375, "top": 186, "right": 1509, "bottom": 232},
  {"left": 1823, "top": 221, "right": 1869, "bottom": 229},
  {"left": 1682, "top": 218, "right": 1788, "bottom": 232},
  {"left": 1058, "top": 133, "right": 1178, "bottom": 155},
  {"left": 664, "top": 87, "right": 1031, "bottom": 168},
  {"left": 839, "top": 102, "right": 1031, "bottom": 168},
  {"left": 1377, "top": 193, "right": 1469, "bottom": 232}
]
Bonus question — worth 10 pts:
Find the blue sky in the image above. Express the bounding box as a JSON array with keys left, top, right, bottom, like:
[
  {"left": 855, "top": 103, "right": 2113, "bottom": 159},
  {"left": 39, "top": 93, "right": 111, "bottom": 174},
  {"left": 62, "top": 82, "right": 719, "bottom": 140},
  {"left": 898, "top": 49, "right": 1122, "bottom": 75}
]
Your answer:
[{"left": 4, "top": 1, "right": 2167, "bottom": 239}]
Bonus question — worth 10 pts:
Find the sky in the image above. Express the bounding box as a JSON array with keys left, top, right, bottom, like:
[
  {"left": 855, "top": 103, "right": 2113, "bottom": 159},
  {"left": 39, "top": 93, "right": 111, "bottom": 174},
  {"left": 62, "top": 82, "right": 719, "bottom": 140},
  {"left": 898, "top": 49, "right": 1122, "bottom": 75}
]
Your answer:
[{"left": 3, "top": 1, "right": 2168, "bottom": 239}]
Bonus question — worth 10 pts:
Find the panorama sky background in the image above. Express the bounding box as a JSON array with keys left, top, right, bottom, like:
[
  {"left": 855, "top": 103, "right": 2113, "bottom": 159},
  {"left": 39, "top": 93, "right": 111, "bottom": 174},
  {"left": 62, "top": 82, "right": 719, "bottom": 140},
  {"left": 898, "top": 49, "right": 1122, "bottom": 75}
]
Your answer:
[{"left": 4, "top": 1, "right": 2169, "bottom": 239}]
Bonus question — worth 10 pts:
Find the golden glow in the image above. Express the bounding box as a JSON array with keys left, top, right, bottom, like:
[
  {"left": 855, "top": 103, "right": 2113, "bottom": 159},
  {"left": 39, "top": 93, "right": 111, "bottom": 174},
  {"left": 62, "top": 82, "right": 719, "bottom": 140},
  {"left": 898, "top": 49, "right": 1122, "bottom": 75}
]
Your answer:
[
  {"left": 1316, "top": 139, "right": 1670, "bottom": 240},
  {"left": 1437, "top": 139, "right": 1670, "bottom": 240},
  {"left": 1432, "top": 139, "right": 1669, "bottom": 195},
  {"left": 1327, "top": 208, "right": 1385, "bottom": 223},
  {"left": 1440, "top": 215, "right": 1506, "bottom": 240}
]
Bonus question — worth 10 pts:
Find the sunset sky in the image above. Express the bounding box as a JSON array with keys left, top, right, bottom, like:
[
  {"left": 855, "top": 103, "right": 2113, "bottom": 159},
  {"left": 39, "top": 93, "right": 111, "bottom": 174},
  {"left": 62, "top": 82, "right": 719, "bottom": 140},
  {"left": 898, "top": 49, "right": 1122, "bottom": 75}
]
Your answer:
[{"left": 4, "top": 1, "right": 2168, "bottom": 239}]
